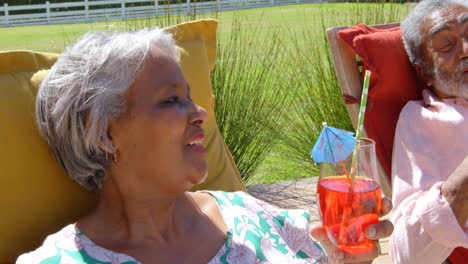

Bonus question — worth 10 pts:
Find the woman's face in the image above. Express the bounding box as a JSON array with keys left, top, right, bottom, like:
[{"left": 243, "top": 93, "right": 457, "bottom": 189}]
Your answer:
[{"left": 108, "top": 47, "right": 208, "bottom": 195}]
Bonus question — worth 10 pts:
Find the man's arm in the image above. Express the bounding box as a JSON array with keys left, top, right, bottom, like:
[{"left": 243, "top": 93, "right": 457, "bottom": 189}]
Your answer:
[{"left": 441, "top": 156, "right": 468, "bottom": 228}]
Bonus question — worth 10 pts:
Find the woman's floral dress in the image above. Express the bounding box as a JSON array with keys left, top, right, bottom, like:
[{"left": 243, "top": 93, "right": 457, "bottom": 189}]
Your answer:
[{"left": 17, "top": 191, "right": 327, "bottom": 264}]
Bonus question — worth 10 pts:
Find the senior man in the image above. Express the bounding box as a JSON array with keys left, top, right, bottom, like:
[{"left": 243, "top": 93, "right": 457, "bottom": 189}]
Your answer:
[{"left": 391, "top": 0, "right": 468, "bottom": 264}]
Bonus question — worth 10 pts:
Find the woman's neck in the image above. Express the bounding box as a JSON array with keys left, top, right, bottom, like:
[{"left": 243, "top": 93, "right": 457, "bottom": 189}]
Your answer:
[{"left": 77, "top": 175, "right": 194, "bottom": 249}]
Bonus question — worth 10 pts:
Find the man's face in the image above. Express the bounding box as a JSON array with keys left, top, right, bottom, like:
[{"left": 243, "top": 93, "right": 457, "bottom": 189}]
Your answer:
[{"left": 419, "top": 4, "right": 468, "bottom": 100}]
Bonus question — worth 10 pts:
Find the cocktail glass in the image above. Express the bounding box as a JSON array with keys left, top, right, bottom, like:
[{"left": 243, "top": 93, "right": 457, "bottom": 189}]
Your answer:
[{"left": 316, "top": 138, "right": 382, "bottom": 249}]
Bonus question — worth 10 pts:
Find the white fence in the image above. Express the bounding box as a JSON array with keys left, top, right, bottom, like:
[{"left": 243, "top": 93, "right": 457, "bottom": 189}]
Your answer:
[{"left": 0, "top": 0, "right": 326, "bottom": 27}]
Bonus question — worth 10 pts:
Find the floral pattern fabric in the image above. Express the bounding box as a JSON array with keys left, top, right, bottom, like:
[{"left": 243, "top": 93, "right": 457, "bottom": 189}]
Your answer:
[
  {"left": 16, "top": 191, "right": 326, "bottom": 264},
  {"left": 205, "top": 191, "right": 326, "bottom": 264}
]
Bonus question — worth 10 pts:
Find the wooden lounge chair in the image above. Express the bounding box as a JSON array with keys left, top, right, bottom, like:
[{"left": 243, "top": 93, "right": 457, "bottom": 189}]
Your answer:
[
  {"left": 326, "top": 21, "right": 430, "bottom": 199},
  {"left": 326, "top": 23, "right": 403, "bottom": 198}
]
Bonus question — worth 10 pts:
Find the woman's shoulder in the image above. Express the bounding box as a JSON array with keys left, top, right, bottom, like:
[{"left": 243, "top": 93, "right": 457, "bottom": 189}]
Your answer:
[
  {"left": 16, "top": 224, "right": 139, "bottom": 264},
  {"left": 199, "top": 190, "right": 311, "bottom": 224},
  {"left": 199, "top": 190, "right": 263, "bottom": 208},
  {"left": 16, "top": 224, "right": 77, "bottom": 264}
]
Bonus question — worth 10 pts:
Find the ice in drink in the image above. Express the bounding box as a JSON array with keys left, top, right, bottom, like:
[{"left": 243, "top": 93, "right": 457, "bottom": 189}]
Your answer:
[{"left": 317, "top": 176, "right": 381, "bottom": 248}]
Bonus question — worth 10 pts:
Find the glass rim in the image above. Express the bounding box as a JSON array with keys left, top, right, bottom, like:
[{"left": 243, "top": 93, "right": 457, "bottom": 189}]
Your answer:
[{"left": 356, "top": 138, "right": 375, "bottom": 148}]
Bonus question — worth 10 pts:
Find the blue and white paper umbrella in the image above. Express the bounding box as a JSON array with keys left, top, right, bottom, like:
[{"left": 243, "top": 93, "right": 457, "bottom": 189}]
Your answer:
[{"left": 311, "top": 122, "right": 357, "bottom": 163}]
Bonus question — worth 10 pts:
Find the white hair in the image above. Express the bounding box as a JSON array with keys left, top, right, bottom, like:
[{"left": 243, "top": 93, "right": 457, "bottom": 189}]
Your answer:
[
  {"left": 401, "top": 0, "right": 468, "bottom": 67},
  {"left": 36, "top": 28, "right": 180, "bottom": 191}
]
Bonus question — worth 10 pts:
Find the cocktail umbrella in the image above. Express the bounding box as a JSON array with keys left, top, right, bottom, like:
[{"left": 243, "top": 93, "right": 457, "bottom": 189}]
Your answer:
[
  {"left": 312, "top": 122, "right": 357, "bottom": 164},
  {"left": 312, "top": 122, "right": 357, "bottom": 183}
]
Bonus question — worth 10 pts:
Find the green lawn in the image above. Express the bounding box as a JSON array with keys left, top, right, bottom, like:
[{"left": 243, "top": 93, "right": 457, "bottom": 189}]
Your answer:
[
  {"left": 0, "top": 3, "right": 410, "bottom": 52},
  {"left": 0, "top": 3, "right": 412, "bottom": 185}
]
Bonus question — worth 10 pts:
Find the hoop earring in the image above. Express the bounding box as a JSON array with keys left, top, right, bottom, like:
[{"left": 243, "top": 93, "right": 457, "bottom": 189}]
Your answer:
[{"left": 112, "top": 151, "right": 118, "bottom": 163}]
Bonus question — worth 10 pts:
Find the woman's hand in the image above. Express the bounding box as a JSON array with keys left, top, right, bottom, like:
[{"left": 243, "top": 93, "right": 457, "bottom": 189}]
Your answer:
[{"left": 310, "top": 197, "right": 394, "bottom": 264}]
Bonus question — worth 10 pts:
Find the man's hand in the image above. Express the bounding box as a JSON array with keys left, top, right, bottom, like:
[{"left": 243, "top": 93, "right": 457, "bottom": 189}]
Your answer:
[
  {"left": 309, "top": 197, "right": 393, "bottom": 264},
  {"left": 441, "top": 156, "right": 468, "bottom": 227}
]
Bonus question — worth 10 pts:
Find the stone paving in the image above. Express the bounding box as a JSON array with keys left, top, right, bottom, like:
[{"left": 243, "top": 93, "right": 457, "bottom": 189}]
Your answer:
[
  {"left": 246, "top": 177, "right": 391, "bottom": 264},
  {"left": 247, "top": 177, "right": 320, "bottom": 220}
]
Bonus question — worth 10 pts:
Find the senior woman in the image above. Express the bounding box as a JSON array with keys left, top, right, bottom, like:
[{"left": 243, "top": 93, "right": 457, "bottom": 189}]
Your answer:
[{"left": 17, "top": 28, "right": 393, "bottom": 264}]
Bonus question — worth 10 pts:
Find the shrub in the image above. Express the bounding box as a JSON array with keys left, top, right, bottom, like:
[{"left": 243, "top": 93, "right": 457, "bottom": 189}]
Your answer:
[{"left": 211, "top": 12, "right": 293, "bottom": 181}]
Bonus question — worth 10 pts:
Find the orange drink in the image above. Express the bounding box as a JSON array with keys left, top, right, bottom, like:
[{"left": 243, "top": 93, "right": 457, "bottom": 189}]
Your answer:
[
  {"left": 317, "top": 176, "right": 381, "bottom": 248},
  {"left": 316, "top": 138, "right": 382, "bottom": 250}
]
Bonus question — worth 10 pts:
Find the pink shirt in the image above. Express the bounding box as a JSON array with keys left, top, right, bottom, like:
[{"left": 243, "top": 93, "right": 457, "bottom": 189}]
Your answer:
[{"left": 390, "top": 89, "right": 468, "bottom": 264}]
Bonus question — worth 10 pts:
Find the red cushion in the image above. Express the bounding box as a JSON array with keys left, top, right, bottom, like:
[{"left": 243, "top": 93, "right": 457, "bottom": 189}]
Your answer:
[
  {"left": 338, "top": 24, "right": 426, "bottom": 179},
  {"left": 449, "top": 247, "right": 468, "bottom": 264}
]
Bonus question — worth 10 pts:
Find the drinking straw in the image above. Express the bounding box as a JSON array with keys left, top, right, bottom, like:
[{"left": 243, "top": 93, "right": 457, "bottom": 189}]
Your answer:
[
  {"left": 350, "top": 70, "right": 371, "bottom": 183},
  {"left": 337, "top": 71, "right": 372, "bottom": 244},
  {"left": 340, "top": 160, "right": 352, "bottom": 186}
]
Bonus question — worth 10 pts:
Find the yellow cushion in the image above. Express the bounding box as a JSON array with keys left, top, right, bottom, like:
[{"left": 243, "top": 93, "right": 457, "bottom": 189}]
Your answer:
[{"left": 0, "top": 19, "right": 245, "bottom": 263}]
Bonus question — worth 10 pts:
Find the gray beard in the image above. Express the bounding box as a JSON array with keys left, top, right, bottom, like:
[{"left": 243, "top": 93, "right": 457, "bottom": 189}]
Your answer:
[{"left": 432, "top": 59, "right": 468, "bottom": 100}]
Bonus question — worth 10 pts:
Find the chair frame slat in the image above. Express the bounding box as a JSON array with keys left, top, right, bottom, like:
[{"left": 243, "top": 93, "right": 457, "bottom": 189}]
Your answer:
[{"left": 326, "top": 23, "right": 400, "bottom": 198}]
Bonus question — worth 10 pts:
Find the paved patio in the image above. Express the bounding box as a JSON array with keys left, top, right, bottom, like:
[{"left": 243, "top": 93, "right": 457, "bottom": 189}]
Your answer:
[{"left": 246, "top": 177, "right": 391, "bottom": 264}]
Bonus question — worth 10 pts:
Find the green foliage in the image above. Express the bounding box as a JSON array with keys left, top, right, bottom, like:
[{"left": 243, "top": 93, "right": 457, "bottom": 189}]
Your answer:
[
  {"left": 211, "top": 13, "right": 292, "bottom": 181},
  {"left": 278, "top": 19, "right": 352, "bottom": 178}
]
